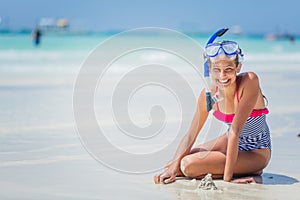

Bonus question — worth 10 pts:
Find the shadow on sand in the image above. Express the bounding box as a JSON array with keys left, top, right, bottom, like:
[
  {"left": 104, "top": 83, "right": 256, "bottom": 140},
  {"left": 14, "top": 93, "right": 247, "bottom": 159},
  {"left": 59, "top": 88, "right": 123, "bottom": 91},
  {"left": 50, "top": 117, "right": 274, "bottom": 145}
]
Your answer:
[{"left": 255, "top": 173, "right": 299, "bottom": 185}]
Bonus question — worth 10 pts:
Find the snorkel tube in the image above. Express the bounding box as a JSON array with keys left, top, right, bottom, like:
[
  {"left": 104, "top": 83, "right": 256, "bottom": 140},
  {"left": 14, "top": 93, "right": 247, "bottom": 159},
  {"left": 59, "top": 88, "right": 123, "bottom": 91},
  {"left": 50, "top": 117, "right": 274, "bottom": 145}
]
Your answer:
[{"left": 204, "top": 28, "right": 229, "bottom": 112}]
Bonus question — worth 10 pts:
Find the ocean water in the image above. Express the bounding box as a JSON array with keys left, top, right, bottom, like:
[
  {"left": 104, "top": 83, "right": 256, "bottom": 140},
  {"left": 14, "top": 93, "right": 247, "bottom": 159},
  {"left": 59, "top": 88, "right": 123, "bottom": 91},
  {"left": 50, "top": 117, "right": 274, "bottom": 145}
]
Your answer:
[{"left": 0, "top": 31, "right": 300, "bottom": 199}]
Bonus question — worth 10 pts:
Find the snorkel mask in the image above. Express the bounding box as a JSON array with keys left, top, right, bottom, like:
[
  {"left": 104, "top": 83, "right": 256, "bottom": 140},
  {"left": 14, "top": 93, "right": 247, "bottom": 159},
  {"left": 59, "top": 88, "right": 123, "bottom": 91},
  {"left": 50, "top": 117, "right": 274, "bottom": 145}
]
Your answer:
[
  {"left": 205, "top": 41, "right": 244, "bottom": 61},
  {"left": 203, "top": 28, "right": 244, "bottom": 112}
]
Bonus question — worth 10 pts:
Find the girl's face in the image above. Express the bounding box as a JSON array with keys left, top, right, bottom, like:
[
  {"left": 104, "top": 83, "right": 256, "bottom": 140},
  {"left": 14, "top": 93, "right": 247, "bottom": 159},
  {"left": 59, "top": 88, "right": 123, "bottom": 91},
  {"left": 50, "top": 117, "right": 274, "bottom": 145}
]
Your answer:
[{"left": 209, "top": 56, "right": 240, "bottom": 89}]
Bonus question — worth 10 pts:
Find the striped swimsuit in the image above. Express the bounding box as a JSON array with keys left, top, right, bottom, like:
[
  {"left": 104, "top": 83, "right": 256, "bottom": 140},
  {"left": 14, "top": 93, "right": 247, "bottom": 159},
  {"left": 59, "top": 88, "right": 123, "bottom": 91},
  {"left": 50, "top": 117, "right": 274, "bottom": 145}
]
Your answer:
[{"left": 213, "top": 87, "right": 271, "bottom": 151}]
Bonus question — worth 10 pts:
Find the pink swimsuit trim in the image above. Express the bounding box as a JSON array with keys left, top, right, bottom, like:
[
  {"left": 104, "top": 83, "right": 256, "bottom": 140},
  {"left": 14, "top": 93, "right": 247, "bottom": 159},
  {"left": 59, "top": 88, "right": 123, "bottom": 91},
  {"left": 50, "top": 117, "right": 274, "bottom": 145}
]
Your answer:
[
  {"left": 213, "top": 84, "right": 269, "bottom": 123},
  {"left": 213, "top": 108, "right": 269, "bottom": 123}
]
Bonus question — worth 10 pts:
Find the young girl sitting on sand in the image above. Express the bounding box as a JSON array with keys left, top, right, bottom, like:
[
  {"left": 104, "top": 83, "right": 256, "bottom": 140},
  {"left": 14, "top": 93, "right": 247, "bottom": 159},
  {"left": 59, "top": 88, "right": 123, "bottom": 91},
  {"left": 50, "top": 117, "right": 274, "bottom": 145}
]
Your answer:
[{"left": 154, "top": 39, "right": 271, "bottom": 184}]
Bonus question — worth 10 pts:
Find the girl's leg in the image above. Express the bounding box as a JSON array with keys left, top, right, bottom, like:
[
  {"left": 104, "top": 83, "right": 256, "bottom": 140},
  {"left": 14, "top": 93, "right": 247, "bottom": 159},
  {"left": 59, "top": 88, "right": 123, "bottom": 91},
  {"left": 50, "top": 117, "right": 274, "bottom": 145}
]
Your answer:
[
  {"left": 233, "top": 148, "right": 271, "bottom": 175},
  {"left": 189, "top": 132, "right": 228, "bottom": 154},
  {"left": 180, "top": 151, "right": 225, "bottom": 177},
  {"left": 180, "top": 132, "right": 228, "bottom": 177},
  {"left": 180, "top": 148, "right": 270, "bottom": 178}
]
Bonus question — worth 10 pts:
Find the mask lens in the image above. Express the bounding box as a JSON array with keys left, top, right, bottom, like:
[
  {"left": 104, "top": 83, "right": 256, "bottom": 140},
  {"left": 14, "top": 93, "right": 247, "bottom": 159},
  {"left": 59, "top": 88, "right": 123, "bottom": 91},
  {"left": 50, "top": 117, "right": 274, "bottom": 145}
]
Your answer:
[
  {"left": 205, "top": 44, "right": 221, "bottom": 57},
  {"left": 222, "top": 42, "right": 239, "bottom": 55},
  {"left": 205, "top": 41, "right": 241, "bottom": 58}
]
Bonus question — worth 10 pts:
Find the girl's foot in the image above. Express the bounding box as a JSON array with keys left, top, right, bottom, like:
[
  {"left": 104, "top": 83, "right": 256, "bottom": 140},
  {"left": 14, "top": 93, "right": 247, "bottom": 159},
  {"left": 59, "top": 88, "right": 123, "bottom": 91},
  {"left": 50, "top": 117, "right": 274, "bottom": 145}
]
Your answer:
[{"left": 231, "top": 177, "right": 256, "bottom": 184}]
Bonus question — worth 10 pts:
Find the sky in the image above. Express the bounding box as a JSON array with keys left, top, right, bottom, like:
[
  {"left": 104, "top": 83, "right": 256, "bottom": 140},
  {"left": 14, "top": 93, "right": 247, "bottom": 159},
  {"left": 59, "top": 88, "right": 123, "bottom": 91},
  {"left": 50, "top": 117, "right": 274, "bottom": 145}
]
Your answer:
[{"left": 0, "top": 0, "right": 299, "bottom": 34}]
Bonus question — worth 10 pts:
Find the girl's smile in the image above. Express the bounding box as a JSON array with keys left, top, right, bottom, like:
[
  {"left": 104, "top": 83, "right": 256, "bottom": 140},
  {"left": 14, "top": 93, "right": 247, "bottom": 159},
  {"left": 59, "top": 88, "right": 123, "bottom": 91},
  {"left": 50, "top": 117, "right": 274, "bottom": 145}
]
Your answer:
[{"left": 210, "top": 59, "right": 239, "bottom": 88}]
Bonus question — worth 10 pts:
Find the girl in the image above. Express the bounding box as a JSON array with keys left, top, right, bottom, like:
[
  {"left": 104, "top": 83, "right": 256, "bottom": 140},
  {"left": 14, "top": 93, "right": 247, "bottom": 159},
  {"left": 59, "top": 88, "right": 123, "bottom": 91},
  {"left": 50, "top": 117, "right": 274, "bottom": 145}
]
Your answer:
[{"left": 154, "top": 40, "right": 271, "bottom": 184}]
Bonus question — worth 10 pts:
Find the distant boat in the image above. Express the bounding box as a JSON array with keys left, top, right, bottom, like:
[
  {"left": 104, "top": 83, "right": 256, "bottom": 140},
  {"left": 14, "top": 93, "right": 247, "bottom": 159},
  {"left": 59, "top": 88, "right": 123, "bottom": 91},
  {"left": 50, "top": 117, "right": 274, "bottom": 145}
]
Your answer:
[
  {"left": 38, "top": 17, "right": 69, "bottom": 33},
  {"left": 231, "top": 25, "right": 243, "bottom": 35},
  {"left": 264, "top": 33, "right": 295, "bottom": 42},
  {"left": 56, "top": 18, "right": 69, "bottom": 29},
  {"left": 38, "top": 17, "right": 56, "bottom": 30}
]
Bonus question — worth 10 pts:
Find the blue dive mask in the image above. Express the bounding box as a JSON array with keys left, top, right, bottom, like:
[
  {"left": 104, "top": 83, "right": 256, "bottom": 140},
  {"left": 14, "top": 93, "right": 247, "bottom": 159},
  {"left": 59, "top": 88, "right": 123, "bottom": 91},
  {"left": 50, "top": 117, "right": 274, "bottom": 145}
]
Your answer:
[{"left": 204, "top": 41, "right": 243, "bottom": 59}]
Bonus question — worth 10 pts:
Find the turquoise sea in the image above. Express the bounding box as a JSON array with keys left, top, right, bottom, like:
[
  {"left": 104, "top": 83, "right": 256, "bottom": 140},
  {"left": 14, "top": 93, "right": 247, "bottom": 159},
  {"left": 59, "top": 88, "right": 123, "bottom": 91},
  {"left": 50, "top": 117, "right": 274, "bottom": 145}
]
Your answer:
[{"left": 0, "top": 31, "right": 300, "bottom": 199}]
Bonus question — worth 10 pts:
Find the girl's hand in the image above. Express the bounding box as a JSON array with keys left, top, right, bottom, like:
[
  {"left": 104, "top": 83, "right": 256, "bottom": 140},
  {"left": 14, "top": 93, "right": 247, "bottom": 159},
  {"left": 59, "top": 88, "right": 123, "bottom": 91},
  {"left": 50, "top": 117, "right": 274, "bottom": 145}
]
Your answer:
[
  {"left": 154, "top": 170, "right": 176, "bottom": 184},
  {"left": 223, "top": 174, "right": 233, "bottom": 182},
  {"left": 154, "top": 164, "right": 180, "bottom": 184}
]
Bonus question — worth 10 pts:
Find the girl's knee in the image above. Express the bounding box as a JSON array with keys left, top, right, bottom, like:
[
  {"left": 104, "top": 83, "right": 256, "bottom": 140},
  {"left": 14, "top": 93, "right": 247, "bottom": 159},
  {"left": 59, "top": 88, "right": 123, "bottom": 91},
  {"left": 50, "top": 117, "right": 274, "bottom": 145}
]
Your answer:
[
  {"left": 180, "top": 158, "right": 187, "bottom": 176},
  {"left": 180, "top": 156, "right": 195, "bottom": 177}
]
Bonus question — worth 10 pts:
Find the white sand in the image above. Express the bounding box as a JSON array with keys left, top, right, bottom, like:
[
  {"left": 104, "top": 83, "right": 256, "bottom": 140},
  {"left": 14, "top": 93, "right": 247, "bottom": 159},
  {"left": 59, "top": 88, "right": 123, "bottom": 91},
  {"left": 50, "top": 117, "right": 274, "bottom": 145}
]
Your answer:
[{"left": 159, "top": 177, "right": 300, "bottom": 200}]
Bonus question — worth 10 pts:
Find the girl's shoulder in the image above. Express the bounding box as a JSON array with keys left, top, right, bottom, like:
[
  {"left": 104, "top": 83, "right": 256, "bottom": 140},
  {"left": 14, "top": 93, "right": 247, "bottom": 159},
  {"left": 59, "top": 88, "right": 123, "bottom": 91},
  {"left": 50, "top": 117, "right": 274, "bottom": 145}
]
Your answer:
[
  {"left": 238, "top": 71, "right": 259, "bottom": 85},
  {"left": 237, "top": 72, "right": 261, "bottom": 100}
]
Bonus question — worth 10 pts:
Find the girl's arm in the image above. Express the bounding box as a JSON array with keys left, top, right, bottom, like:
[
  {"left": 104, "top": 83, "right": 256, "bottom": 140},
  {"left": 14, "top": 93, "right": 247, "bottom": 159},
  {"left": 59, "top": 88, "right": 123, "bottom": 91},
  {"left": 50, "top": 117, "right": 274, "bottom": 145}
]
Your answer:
[
  {"left": 169, "top": 89, "right": 209, "bottom": 166},
  {"left": 154, "top": 89, "right": 209, "bottom": 184},
  {"left": 224, "top": 72, "right": 260, "bottom": 181}
]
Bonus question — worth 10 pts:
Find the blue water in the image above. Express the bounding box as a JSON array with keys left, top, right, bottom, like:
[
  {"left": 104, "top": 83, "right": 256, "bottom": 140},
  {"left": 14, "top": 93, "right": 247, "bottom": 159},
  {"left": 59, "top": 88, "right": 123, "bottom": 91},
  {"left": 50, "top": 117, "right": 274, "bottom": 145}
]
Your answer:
[
  {"left": 1, "top": 32, "right": 299, "bottom": 52},
  {"left": 2, "top": 32, "right": 300, "bottom": 72}
]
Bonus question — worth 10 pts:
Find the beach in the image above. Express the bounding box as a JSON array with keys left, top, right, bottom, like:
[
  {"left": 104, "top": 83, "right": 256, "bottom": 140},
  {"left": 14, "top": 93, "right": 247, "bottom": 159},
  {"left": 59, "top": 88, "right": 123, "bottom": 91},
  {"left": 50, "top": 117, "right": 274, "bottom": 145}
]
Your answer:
[{"left": 0, "top": 31, "right": 299, "bottom": 199}]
